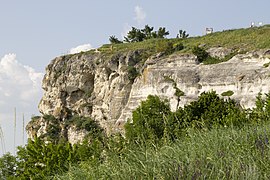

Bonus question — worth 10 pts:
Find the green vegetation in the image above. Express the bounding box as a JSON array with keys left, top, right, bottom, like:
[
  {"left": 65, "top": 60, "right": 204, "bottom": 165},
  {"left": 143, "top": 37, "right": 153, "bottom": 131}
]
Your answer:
[
  {"left": 123, "top": 25, "right": 169, "bottom": 43},
  {"left": 181, "top": 25, "right": 270, "bottom": 52},
  {"left": 127, "top": 66, "right": 139, "bottom": 82},
  {"left": 264, "top": 62, "right": 270, "bottom": 68},
  {"left": 0, "top": 153, "right": 17, "bottom": 178},
  {"left": 3, "top": 91, "right": 270, "bottom": 179},
  {"left": 192, "top": 46, "right": 209, "bottom": 62},
  {"left": 125, "top": 95, "right": 171, "bottom": 143},
  {"left": 54, "top": 91, "right": 270, "bottom": 179},
  {"left": 176, "top": 29, "right": 189, "bottom": 39},
  {"left": 164, "top": 76, "right": 185, "bottom": 108},
  {"left": 101, "top": 25, "right": 270, "bottom": 65},
  {"left": 221, "top": 90, "right": 234, "bottom": 97},
  {"left": 65, "top": 115, "right": 104, "bottom": 140},
  {"left": 109, "top": 35, "right": 123, "bottom": 44},
  {"left": 1, "top": 25, "right": 270, "bottom": 179},
  {"left": 56, "top": 122, "right": 270, "bottom": 179}
]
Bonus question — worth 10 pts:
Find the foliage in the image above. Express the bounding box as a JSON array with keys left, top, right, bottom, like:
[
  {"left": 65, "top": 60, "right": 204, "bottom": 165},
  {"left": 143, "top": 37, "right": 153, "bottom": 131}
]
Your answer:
[
  {"left": 173, "top": 42, "right": 184, "bottom": 51},
  {"left": 72, "top": 25, "right": 270, "bottom": 67},
  {"left": 250, "top": 92, "right": 270, "bottom": 122},
  {"left": 65, "top": 115, "right": 104, "bottom": 140},
  {"left": 57, "top": 121, "right": 270, "bottom": 179},
  {"left": 125, "top": 91, "right": 246, "bottom": 144},
  {"left": 0, "top": 153, "right": 17, "bottom": 179},
  {"left": 14, "top": 137, "right": 104, "bottom": 179},
  {"left": 124, "top": 27, "right": 146, "bottom": 43},
  {"left": 221, "top": 90, "right": 234, "bottom": 96},
  {"left": 163, "top": 75, "right": 185, "bottom": 109},
  {"left": 127, "top": 66, "right": 139, "bottom": 82},
  {"left": 123, "top": 25, "right": 170, "bottom": 43},
  {"left": 192, "top": 46, "right": 209, "bottom": 62},
  {"left": 155, "top": 27, "right": 170, "bottom": 38},
  {"left": 109, "top": 35, "right": 123, "bottom": 44},
  {"left": 124, "top": 95, "right": 171, "bottom": 143},
  {"left": 202, "top": 51, "right": 238, "bottom": 65},
  {"left": 156, "top": 40, "right": 174, "bottom": 54},
  {"left": 141, "top": 24, "right": 154, "bottom": 39},
  {"left": 5, "top": 89, "right": 270, "bottom": 179},
  {"left": 16, "top": 138, "right": 74, "bottom": 179},
  {"left": 177, "top": 29, "right": 189, "bottom": 39}
]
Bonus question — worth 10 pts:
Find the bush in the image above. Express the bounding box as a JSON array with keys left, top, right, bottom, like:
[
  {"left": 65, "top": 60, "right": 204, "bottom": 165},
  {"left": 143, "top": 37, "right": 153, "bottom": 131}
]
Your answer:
[
  {"left": 127, "top": 66, "right": 139, "bottom": 82},
  {"left": 65, "top": 115, "right": 104, "bottom": 141},
  {"left": 181, "top": 91, "right": 244, "bottom": 128},
  {"left": 192, "top": 46, "right": 209, "bottom": 62},
  {"left": 0, "top": 153, "right": 17, "bottom": 179},
  {"left": 173, "top": 42, "right": 184, "bottom": 51},
  {"left": 15, "top": 137, "right": 104, "bottom": 179},
  {"left": 156, "top": 40, "right": 174, "bottom": 54},
  {"left": 125, "top": 95, "right": 171, "bottom": 143}
]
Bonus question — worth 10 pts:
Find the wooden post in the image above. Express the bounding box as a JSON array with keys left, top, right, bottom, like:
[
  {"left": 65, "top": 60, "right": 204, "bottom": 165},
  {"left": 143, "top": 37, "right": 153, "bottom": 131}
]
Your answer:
[
  {"left": 22, "top": 113, "right": 25, "bottom": 145},
  {"left": 14, "top": 108, "right": 16, "bottom": 154}
]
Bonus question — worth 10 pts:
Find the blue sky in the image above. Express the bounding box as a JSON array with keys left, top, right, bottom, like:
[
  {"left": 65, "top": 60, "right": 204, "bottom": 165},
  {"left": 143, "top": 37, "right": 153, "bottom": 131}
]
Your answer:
[{"left": 0, "top": 0, "right": 269, "bottom": 155}]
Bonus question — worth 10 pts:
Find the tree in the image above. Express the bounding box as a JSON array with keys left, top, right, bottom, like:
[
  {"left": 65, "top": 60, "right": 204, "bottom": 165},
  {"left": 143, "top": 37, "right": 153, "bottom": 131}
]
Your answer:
[
  {"left": 177, "top": 30, "right": 189, "bottom": 39},
  {"left": 109, "top": 36, "right": 123, "bottom": 44},
  {"left": 123, "top": 25, "right": 170, "bottom": 43},
  {"left": 156, "top": 27, "right": 170, "bottom": 38},
  {"left": 124, "top": 27, "right": 146, "bottom": 42},
  {"left": 141, "top": 25, "right": 154, "bottom": 39}
]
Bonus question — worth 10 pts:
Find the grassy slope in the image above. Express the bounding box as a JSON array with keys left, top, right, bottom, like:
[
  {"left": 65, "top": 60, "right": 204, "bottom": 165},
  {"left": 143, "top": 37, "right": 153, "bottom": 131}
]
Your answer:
[
  {"left": 56, "top": 122, "right": 270, "bottom": 179},
  {"left": 96, "top": 24, "right": 270, "bottom": 56}
]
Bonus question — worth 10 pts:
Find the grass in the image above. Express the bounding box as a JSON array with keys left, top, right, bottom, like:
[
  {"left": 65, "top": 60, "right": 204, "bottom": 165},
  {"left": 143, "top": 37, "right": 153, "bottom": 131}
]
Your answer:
[
  {"left": 97, "top": 25, "right": 270, "bottom": 56},
  {"left": 181, "top": 25, "right": 270, "bottom": 52},
  {"left": 55, "top": 121, "right": 270, "bottom": 179},
  {"left": 65, "top": 25, "right": 270, "bottom": 66}
]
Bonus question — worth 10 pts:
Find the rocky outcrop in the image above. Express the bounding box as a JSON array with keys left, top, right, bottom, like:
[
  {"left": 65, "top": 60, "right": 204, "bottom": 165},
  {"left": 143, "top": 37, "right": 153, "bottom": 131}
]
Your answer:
[{"left": 27, "top": 49, "right": 270, "bottom": 142}]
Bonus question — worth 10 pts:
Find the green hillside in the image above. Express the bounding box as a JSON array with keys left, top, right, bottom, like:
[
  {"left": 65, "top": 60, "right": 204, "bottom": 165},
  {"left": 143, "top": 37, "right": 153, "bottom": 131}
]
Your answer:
[{"left": 97, "top": 24, "right": 270, "bottom": 56}]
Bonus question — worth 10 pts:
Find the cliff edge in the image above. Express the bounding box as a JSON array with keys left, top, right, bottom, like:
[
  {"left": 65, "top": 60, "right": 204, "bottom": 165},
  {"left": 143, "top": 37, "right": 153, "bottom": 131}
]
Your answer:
[{"left": 26, "top": 25, "right": 270, "bottom": 144}]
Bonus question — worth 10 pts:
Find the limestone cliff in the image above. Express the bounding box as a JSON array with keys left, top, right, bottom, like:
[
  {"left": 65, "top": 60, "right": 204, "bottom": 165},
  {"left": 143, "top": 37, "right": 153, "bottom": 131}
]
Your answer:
[
  {"left": 26, "top": 47, "right": 270, "bottom": 143},
  {"left": 26, "top": 25, "right": 270, "bottom": 143}
]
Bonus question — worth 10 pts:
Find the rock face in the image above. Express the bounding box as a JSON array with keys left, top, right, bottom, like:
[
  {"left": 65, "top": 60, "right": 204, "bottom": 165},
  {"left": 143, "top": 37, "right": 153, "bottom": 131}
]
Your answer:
[{"left": 27, "top": 49, "right": 270, "bottom": 142}]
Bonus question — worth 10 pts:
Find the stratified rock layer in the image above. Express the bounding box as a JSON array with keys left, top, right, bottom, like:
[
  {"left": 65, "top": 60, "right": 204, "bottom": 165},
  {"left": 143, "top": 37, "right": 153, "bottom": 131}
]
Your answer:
[{"left": 28, "top": 49, "right": 270, "bottom": 142}]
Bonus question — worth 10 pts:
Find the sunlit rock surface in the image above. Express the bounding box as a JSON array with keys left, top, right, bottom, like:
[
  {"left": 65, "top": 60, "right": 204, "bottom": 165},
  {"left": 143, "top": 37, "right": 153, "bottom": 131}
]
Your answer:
[{"left": 28, "top": 49, "right": 270, "bottom": 140}]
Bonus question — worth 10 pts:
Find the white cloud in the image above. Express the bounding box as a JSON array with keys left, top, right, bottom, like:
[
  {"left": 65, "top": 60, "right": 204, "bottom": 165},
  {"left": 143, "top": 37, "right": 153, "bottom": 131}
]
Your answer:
[
  {"left": 69, "top": 44, "right": 93, "bottom": 54},
  {"left": 0, "top": 53, "right": 43, "bottom": 111},
  {"left": 134, "top": 6, "right": 146, "bottom": 24},
  {"left": 0, "top": 53, "right": 44, "bottom": 155}
]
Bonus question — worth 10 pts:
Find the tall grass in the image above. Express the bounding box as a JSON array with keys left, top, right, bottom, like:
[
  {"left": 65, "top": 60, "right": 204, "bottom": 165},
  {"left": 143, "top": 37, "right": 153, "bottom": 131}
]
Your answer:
[{"left": 55, "top": 121, "right": 270, "bottom": 179}]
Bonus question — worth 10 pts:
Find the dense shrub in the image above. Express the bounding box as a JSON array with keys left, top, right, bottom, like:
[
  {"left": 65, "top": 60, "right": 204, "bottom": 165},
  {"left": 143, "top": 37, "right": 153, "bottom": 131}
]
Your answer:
[
  {"left": 192, "top": 46, "right": 209, "bottom": 62},
  {"left": 125, "top": 95, "right": 171, "bottom": 143},
  {"left": 127, "top": 66, "right": 139, "bottom": 82},
  {"left": 173, "top": 42, "right": 184, "bottom": 51},
  {"left": 13, "top": 137, "right": 104, "bottom": 179},
  {"left": 156, "top": 40, "right": 174, "bottom": 54},
  {"left": 0, "top": 153, "right": 17, "bottom": 179},
  {"left": 125, "top": 91, "right": 247, "bottom": 143}
]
